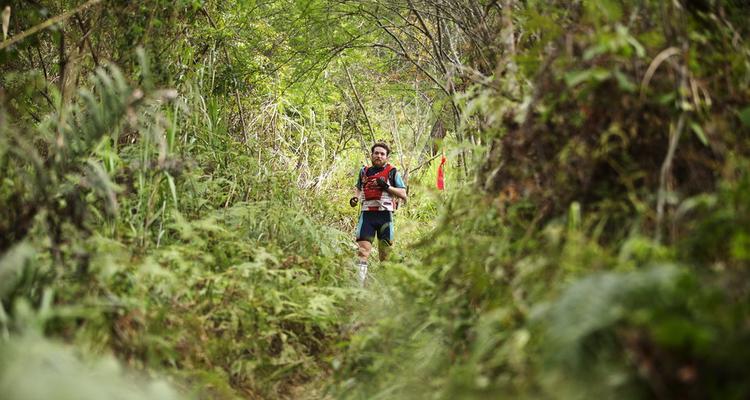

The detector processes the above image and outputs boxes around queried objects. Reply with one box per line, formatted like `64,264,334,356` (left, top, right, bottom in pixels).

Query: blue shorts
356,211,393,245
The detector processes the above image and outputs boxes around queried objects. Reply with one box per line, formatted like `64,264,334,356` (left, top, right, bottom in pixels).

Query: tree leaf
564,68,612,88
613,69,636,92
690,122,708,146
738,106,750,127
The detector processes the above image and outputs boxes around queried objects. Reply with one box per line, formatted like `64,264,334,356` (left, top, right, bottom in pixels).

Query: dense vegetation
2,0,750,399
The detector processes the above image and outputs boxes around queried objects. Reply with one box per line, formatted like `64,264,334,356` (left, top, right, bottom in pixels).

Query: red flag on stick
437,155,446,190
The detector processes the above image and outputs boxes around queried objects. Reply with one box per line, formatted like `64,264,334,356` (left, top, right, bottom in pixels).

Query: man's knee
357,247,370,259
378,240,392,261
357,241,372,259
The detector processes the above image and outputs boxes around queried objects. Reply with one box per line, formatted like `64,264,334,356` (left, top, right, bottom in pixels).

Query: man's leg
355,212,376,285
376,213,394,262
355,212,374,262
378,240,391,261
357,240,372,262
355,241,371,285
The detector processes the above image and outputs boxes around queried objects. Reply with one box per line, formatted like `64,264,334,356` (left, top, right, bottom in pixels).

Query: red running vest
361,164,397,211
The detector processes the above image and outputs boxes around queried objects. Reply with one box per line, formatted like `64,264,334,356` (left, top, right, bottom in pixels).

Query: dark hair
371,142,390,155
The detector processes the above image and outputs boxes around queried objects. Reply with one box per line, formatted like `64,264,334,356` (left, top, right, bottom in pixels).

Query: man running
349,142,408,284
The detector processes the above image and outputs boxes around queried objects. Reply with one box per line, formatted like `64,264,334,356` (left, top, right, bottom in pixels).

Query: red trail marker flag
437,155,446,190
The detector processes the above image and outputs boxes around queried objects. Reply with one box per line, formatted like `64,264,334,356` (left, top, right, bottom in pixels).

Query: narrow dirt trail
278,214,429,399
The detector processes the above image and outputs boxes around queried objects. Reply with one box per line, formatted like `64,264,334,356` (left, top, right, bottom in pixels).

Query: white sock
356,261,368,285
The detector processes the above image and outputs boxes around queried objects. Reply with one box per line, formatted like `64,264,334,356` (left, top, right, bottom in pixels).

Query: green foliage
333,183,750,399
0,333,181,400
94,202,355,396
3,1,750,399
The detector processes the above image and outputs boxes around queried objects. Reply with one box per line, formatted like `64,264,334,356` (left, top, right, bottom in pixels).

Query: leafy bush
0,333,181,400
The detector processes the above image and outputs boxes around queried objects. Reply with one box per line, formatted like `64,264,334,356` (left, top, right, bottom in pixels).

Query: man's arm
386,186,407,201
387,169,408,202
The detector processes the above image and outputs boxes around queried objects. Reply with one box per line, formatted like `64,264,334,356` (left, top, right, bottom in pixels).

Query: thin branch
75,12,99,66
409,152,441,174
371,42,449,97
343,61,376,144
0,0,102,51
389,103,407,181
655,46,689,243
35,42,48,81
407,0,448,74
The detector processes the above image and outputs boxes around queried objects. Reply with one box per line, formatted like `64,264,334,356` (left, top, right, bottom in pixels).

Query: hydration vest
360,164,397,211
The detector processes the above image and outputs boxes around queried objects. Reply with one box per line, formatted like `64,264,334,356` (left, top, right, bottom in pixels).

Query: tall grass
0,48,365,399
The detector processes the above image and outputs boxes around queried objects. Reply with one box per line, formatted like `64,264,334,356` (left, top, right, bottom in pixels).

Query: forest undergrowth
3,1,750,399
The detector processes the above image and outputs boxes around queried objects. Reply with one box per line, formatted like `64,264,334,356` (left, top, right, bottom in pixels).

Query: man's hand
376,177,390,190
349,197,359,207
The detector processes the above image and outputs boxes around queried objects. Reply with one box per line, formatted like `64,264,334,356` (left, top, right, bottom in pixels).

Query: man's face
371,147,388,167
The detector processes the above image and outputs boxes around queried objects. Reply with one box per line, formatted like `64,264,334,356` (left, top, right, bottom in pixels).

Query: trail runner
349,142,408,285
